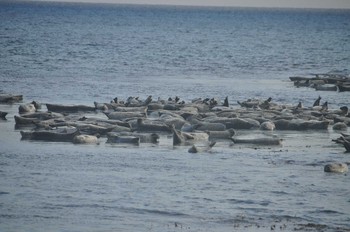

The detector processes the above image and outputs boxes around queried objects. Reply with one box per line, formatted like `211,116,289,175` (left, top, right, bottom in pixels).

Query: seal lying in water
332,134,350,152
324,163,348,173
14,115,40,126
231,137,282,146
73,135,99,144
46,103,96,113
0,94,23,103
108,131,159,143
106,134,140,145
188,141,216,153
20,127,79,142
132,118,171,133
207,129,236,140
0,111,8,120
274,119,329,130
19,101,40,114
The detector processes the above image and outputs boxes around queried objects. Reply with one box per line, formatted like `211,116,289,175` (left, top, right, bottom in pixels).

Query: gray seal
324,163,348,173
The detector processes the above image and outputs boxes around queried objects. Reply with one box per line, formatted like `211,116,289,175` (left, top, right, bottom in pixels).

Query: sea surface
1,1,350,231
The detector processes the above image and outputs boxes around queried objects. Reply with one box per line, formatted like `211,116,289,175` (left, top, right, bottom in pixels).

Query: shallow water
1,103,350,232
1,1,350,231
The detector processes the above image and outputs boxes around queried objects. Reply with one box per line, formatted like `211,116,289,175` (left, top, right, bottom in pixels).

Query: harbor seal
73,135,99,144
18,102,37,114
20,127,79,142
324,163,348,173
0,111,8,120
260,121,276,131
0,94,23,103
232,137,282,146
106,134,140,145
207,129,235,140
188,141,216,153
171,125,209,146
332,122,348,131
46,103,96,113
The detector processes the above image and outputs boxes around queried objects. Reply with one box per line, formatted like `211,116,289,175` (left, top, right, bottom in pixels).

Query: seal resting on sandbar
324,163,348,173
46,103,96,113
171,125,209,146
104,111,146,121
260,121,276,131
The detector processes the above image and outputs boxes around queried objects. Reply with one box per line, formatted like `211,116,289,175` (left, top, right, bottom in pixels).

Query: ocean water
1,1,350,231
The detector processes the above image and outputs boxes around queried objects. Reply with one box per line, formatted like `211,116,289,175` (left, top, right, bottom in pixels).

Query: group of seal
2,92,349,172
290,73,350,92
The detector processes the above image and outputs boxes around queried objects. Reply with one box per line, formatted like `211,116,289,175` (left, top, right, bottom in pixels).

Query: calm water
1,1,350,231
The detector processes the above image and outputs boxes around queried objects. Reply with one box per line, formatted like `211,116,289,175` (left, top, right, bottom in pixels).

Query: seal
171,125,209,146
237,97,272,109
0,111,8,120
207,129,235,140
188,141,216,153
104,111,145,121
0,94,23,103
46,103,96,113
208,117,260,130
324,163,348,173
106,134,140,145
132,118,171,132
125,95,152,107
332,135,350,152
20,127,79,142
18,102,37,114
116,132,160,143
232,137,282,145
332,122,348,131
260,121,276,131
14,115,39,126
193,122,226,131
73,135,99,144
274,119,329,130
313,96,321,107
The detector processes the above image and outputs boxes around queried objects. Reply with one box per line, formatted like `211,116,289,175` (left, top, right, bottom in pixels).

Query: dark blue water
1,1,350,104
1,2,350,231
